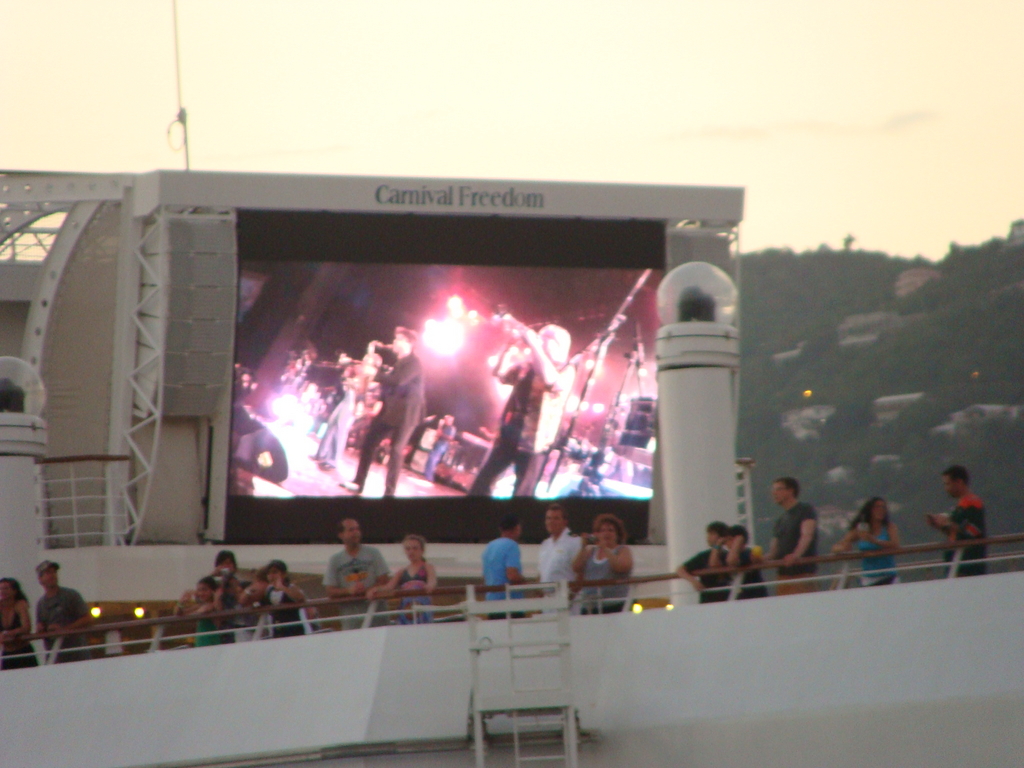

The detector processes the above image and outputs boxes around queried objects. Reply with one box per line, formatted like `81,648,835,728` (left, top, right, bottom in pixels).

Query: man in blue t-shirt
482,514,525,606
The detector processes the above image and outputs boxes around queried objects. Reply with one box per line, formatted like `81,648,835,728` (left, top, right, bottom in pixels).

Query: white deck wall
2,571,1023,768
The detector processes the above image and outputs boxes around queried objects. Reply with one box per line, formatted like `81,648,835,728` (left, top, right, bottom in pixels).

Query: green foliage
737,240,1024,548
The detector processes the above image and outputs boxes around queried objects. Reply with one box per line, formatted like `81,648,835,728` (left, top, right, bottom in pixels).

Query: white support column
657,338,740,573
0,411,47,608
655,263,740,598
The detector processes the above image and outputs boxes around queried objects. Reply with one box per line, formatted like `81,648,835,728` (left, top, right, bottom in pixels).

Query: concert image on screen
227,210,664,543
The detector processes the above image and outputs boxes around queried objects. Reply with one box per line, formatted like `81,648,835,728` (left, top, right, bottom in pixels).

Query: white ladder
466,581,579,768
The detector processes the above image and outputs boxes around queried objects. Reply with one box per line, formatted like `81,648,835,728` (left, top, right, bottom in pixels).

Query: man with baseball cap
35,561,91,663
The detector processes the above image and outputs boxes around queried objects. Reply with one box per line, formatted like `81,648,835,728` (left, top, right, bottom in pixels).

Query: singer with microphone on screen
469,315,575,497
341,327,425,497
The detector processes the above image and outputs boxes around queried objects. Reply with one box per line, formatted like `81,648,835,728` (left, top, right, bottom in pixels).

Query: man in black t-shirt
765,476,818,596
677,521,731,603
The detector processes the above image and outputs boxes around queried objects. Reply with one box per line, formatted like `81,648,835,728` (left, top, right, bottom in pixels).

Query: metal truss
1,174,125,262
119,209,168,543
0,208,68,262
118,205,236,543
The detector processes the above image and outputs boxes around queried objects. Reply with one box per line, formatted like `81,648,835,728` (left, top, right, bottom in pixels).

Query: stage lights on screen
423,318,465,356
271,394,300,421
447,295,466,319
270,394,313,432
422,296,480,356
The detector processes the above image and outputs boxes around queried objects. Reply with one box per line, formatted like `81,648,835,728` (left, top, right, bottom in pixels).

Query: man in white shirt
538,503,582,584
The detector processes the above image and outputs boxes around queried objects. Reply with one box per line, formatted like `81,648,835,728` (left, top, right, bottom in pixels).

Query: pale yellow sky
2,1,1022,259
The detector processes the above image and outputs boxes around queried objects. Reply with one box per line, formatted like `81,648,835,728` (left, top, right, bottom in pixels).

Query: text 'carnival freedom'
375,184,545,210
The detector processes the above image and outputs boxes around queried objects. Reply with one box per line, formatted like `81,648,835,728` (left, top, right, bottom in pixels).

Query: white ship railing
37,454,131,547
9,531,1024,667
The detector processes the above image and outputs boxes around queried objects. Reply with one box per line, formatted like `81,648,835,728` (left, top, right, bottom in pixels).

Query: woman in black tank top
1,578,39,670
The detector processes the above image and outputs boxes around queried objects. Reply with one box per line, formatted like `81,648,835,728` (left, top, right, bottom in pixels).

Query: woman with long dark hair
832,497,901,586
1,578,39,669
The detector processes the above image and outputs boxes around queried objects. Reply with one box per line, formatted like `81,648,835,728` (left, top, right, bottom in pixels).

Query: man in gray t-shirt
324,518,390,629
35,560,91,663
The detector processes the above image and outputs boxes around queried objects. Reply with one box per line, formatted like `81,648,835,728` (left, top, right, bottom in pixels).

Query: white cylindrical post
0,414,47,606
0,358,49,608
654,264,740,601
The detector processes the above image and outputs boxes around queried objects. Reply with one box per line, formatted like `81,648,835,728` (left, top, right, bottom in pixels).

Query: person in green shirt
175,576,224,647
926,465,987,577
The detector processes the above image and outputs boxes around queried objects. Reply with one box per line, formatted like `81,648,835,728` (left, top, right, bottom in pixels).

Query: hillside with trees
737,232,1024,550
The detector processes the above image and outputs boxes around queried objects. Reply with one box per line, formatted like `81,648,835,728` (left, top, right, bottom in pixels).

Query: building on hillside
873,392,925,425
870,454,902,469
771,341,805,364
894,267,941,298
1008,219,1024,245
824,465,854,484
781,405,835,440
930,404,1023,435
837,311,904,347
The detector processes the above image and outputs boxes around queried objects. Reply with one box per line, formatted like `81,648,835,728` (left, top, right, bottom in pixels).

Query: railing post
947,547,964,579
361,599,377,629
44,635,64,665
299,607,315,635
727,572,744,601
834,561,852,590
69,463,80,548
148,624,165,652
252,612,271,640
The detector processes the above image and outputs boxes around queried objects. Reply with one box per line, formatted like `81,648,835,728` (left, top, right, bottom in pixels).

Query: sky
2,1,1022,260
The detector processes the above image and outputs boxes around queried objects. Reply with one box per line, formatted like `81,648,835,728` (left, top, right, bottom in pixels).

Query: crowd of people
676,464,989,602
0,464,993,668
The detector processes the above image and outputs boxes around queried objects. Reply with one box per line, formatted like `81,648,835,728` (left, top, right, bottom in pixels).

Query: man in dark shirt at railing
765,477,818,596
677,521,730,603
35,561,91,663
926,465,987,577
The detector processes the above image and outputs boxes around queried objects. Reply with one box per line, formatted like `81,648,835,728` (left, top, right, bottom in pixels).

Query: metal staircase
466,581,579,768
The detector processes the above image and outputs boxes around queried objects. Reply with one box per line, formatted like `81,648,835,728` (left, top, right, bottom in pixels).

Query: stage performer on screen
314,358,373,471
342,327,424,497
469,320,575,497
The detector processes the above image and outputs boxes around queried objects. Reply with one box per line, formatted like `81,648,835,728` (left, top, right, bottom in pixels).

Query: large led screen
227,210,664,543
